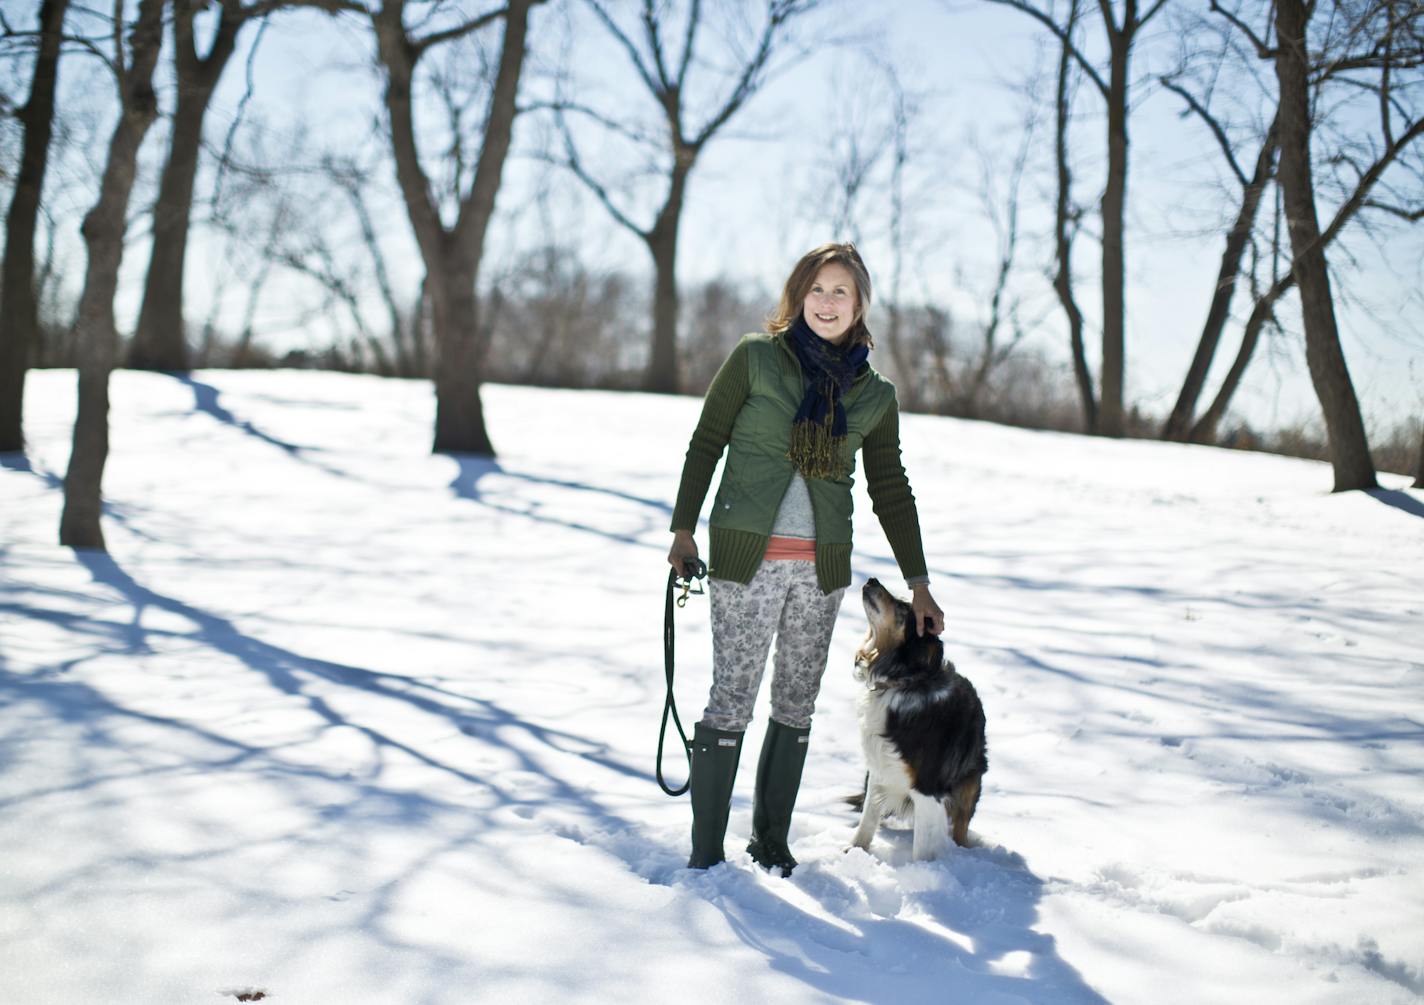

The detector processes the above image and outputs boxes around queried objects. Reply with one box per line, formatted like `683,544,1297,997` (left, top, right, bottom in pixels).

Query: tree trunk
1053,0,1095,432
1098,23,1129,437
60,0,166,549
128,0,243,372
0,0,69,452
378,0,535,454
1413,425,1423,489
643,161,690,394
128,97,205,370
430,267,494,451
1189,275,1290,444
1274,0,1377,492
1164,122,1278,441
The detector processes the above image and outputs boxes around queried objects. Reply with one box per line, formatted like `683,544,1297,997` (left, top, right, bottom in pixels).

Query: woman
668,242,944,875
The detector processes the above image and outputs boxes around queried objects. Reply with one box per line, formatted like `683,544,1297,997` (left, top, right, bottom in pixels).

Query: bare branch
584,0,662,98
1159,75,1250,187
1141,0,1172,27
1318,114,1424,251
1096,0,1119,36
983,0,1110,96
527,99,663,151
211,15,270,216
1363,199,1424,221
553,106,648,239
691,1,813,148
244,0,364,15
1315,49,1424,76
411,4,507,59
1209,0,1276,58
674,0,702,88
640,0,674,92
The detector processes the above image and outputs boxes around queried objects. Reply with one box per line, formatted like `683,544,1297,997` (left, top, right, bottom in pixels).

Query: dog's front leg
850,773,883,851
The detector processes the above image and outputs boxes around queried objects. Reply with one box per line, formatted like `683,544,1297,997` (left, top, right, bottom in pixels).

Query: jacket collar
772,329,873,387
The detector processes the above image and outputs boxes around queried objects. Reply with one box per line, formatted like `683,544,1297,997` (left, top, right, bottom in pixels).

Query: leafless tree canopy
1,0,1421,495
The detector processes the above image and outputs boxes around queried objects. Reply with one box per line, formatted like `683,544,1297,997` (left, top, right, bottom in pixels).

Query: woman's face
802,263,859,345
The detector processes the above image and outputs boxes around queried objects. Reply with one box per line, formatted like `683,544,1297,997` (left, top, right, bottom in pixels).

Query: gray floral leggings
701,560,846,732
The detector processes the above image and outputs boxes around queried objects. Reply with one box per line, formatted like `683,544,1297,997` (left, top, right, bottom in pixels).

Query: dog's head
856,578,945,684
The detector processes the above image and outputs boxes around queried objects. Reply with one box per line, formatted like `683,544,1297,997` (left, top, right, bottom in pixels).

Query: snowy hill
2,369,1422,1004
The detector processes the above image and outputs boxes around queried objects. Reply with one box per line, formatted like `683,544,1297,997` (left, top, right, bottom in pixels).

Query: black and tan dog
850,578,987,860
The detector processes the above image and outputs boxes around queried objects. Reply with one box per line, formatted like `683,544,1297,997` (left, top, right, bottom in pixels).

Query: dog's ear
898,602,920,643
905,628,944,674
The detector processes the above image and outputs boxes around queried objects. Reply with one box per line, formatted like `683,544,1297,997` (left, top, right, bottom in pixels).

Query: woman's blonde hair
765,242,874,348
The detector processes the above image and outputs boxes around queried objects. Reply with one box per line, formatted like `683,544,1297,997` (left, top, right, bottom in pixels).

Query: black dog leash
658,557,707,796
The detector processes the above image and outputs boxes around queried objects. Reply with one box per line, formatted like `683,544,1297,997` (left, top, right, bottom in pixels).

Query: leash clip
675,558,708,608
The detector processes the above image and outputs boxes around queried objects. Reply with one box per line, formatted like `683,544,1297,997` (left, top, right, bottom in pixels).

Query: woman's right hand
668,529,700,578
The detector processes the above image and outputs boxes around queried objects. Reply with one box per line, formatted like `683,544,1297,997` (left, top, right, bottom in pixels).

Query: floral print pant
701,559,846,732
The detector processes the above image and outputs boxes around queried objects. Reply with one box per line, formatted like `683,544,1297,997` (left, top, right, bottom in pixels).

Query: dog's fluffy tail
844,771,869,811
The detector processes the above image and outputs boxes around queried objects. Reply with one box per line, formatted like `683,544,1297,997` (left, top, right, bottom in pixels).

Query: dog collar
857,651,905,692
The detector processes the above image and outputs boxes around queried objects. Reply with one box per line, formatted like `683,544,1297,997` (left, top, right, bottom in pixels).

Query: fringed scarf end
787,415,848,480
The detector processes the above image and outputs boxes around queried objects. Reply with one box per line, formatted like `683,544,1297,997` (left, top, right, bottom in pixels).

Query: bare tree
986,0,1171,436
385,0,538,453
1205,0,1424,487
1190,107,1424,443
551,0,819,393
1050,0,1095,430
276,0,543,453
0,0,70,452
59,0,166,549
1164,2,1422,446
126,0,268,370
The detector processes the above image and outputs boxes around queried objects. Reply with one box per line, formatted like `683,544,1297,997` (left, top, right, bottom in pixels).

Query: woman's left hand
910,585,944,637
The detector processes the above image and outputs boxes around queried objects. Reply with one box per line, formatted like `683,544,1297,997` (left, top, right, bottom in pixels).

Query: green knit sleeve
861,391,929,582
669,338,751,533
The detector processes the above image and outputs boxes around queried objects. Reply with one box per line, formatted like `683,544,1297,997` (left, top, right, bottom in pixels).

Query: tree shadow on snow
170,374,358,482
1365,487,1424,520
1,549,667,983
175,374,306,455
447,453,671,550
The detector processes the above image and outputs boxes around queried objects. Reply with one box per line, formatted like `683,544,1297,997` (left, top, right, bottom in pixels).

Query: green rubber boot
687,723,744,869
746,719,811,877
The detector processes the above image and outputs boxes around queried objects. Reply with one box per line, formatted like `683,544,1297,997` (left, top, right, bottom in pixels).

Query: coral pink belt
763,536,815,560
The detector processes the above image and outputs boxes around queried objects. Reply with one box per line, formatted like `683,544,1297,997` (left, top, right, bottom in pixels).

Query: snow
2,368,1422,1004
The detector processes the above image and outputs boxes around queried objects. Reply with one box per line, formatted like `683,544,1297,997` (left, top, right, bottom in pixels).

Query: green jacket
670,332,928,594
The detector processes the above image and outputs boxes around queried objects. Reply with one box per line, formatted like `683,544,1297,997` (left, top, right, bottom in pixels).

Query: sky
9,0,1423,437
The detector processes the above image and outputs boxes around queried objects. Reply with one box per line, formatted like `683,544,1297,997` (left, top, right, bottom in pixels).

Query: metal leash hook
675,557,708,607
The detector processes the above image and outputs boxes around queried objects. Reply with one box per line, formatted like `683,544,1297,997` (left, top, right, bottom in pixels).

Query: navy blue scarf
785,314,869,479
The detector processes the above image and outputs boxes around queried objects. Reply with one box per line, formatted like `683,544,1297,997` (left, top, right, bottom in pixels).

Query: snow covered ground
2,369,1422,1004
